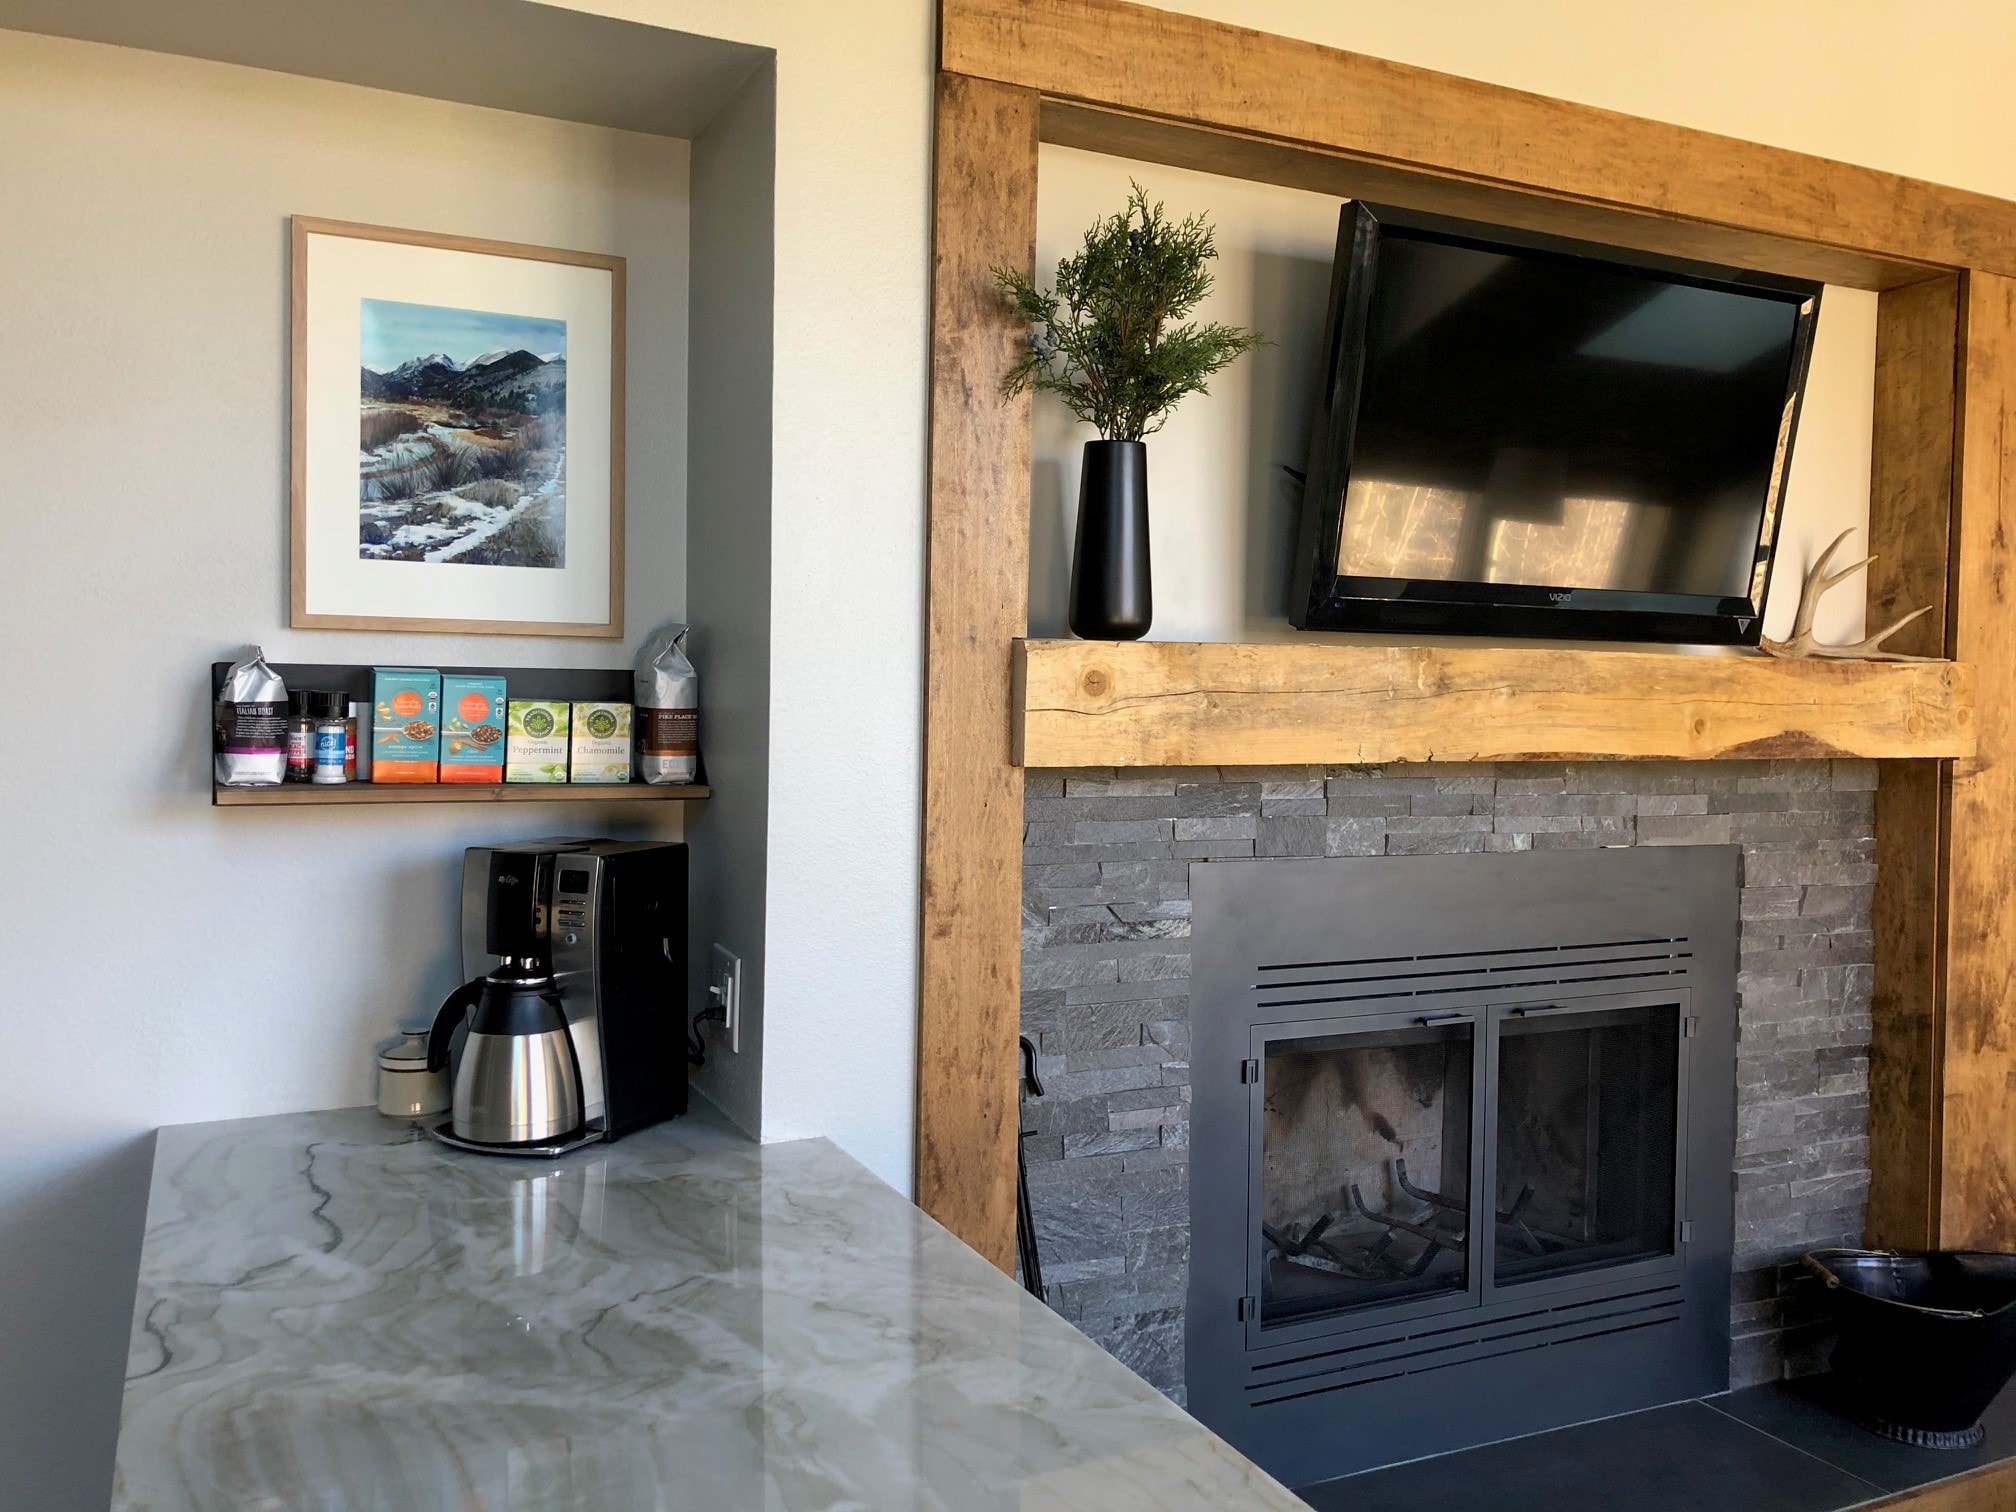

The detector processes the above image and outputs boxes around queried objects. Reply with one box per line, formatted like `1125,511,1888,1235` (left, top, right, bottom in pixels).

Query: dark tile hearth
1711,1375,2016,1495
1295,1380,2016,1512
1297,1401,1879,1512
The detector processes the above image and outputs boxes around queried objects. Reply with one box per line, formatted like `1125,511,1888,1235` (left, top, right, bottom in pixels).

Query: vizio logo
1548,591,1571,603
1735,617,1754,632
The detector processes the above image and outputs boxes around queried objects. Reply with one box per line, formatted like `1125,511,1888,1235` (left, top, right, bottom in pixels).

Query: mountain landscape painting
358,298,568,568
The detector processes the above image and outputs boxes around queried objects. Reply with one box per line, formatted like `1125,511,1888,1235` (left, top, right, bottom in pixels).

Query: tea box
569,701,633,784
505,700,570,784
440,675,508,784
370,668,441,783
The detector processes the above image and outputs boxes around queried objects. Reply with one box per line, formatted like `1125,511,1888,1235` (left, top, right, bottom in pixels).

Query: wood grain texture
1040,100,1931,292
916,73,1040,1270
1870,754,1950,1249
289,216,626,638
1016,641,1976,768
1863,1461,2016,1511
943,0,2016,284
1865,278,1960,1249
213,783,706,807
1940,271,2016,1250
1869,279,1962,660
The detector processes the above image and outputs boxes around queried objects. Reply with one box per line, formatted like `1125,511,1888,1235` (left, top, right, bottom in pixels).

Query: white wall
552,0,935,1185
0,32,689,1508
637,0,2016,1207
1158,0,2016,206
684,60,776,1138
15,0,2016,1501
1030,146,1876,647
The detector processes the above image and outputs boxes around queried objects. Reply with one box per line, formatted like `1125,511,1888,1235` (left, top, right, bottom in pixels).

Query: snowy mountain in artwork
356,299,569,570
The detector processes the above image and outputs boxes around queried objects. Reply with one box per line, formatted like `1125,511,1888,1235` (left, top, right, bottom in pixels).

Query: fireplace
1188,847,1738,1485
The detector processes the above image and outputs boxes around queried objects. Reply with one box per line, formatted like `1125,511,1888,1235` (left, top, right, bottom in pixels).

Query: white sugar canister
377,1028,450,1119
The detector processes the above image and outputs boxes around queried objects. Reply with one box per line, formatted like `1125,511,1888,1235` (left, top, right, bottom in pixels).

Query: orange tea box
370,668,441,783
440,676,507,784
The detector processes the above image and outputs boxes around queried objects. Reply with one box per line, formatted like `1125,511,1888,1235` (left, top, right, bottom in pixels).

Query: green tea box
569,701,633,784
505,700,570,784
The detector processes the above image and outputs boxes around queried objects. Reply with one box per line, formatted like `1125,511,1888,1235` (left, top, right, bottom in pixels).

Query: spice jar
285,690,320,783
312,692,351,785
349,700,370,781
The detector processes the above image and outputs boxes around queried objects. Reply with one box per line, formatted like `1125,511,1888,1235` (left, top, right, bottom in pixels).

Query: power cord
689,1002,727,1067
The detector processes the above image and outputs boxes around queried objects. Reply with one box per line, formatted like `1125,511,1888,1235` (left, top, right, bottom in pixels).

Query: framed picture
290,217,625,637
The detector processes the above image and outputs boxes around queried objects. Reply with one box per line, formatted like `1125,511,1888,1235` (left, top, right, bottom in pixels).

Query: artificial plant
995,182,1264,441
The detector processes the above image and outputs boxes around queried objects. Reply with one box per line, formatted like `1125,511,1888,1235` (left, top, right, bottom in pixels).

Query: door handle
1415,1012,1466,1026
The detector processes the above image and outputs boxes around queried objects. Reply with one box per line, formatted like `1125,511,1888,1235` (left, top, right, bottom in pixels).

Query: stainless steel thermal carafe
425,847,585,1148
428,968,583,1146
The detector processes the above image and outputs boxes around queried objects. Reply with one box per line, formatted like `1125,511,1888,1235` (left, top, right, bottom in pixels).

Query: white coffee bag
214,647,288,787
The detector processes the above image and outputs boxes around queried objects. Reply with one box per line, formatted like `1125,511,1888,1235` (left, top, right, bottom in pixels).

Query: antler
1759,528,1941,662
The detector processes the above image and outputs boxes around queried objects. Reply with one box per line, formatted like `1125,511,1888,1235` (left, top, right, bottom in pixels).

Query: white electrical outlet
708,944,741,1054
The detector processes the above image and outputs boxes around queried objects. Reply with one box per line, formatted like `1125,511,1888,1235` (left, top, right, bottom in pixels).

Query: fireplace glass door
1492,999,1681,1285
1259,1013,1476,1325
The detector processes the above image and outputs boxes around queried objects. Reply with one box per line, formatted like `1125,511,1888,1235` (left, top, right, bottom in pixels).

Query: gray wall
684,60,776,1133
0,33,689,1507
1022,759,1876,1400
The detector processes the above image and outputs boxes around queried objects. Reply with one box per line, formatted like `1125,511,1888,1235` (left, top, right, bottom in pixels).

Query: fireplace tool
1016,1035,1046,1299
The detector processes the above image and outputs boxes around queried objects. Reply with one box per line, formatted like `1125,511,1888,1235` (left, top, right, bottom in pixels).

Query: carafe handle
426,980,484,1072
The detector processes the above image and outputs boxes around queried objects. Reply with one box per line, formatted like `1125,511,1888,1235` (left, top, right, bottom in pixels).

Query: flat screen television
1290,203,1822,644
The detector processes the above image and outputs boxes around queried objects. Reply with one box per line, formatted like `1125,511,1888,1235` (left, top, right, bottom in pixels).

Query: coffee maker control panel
554,862,594,943
547,855,607,1129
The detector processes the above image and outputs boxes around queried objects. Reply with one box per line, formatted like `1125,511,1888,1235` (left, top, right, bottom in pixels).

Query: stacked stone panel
1021,759,1878,1401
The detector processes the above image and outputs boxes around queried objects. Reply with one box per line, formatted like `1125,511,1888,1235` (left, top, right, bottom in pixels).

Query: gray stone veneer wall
1020,759,1877,1403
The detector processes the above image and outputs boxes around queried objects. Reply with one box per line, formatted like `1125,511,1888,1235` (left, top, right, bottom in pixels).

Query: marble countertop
113,1104,1304,1511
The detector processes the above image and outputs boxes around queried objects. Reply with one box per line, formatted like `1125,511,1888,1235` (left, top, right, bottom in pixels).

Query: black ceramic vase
1069,439,1152,640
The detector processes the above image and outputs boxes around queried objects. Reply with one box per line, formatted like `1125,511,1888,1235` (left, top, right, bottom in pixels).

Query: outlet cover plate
708,943,741,1054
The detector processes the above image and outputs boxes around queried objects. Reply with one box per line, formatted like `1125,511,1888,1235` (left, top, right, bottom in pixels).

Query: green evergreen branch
994,181,1265,442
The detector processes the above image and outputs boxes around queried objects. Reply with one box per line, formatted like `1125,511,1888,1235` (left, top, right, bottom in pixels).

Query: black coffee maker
427,849,584,1150
430,839,688,1157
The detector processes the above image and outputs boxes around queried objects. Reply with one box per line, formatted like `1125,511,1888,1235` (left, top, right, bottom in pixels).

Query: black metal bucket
1804,1247,2016,1448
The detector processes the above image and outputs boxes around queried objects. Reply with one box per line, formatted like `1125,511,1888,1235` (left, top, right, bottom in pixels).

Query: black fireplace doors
1251,990,1687,1346
1188,849,1738,1487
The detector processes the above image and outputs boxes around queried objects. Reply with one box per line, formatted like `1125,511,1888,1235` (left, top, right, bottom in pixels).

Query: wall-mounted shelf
1013,639,1977,767
209,659,706,804
213,782,706,807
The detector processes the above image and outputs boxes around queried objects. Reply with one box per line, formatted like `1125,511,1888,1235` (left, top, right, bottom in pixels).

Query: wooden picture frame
290,217,626,638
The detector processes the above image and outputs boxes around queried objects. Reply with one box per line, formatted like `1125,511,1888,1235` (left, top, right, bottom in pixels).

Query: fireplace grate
1253,936,1693,1010
1243,1282,1686,1407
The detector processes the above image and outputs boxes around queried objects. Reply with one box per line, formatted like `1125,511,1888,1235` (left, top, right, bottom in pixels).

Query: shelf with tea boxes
209,655,704,807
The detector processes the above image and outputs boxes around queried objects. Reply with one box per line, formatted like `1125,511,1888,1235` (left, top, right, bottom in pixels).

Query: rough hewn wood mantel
1013,641,1977,768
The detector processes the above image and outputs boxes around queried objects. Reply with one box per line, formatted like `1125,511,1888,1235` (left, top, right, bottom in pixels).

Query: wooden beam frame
1866,277,1960,1248
922,0,2016,1268
1939,271,2016,1248
942,0,2016,288
918,71,1039,1268
1869,1459,2016,1511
